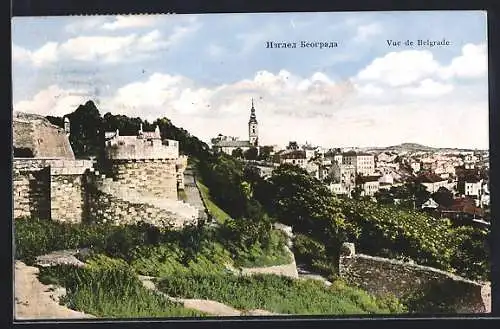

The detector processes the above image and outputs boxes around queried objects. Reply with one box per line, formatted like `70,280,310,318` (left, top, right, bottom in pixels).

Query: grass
230,230,292,268
195,180,232,224
156,273,407,315
14,218,174,264
38,254,207,318
128,241,233,277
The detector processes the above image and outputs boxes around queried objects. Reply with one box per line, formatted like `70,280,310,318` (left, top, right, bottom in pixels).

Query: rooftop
213,139,253,148
281,150,307,159
418,172,447,183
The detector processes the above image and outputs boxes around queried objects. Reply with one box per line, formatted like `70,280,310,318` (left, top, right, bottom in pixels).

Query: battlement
105,135,179,160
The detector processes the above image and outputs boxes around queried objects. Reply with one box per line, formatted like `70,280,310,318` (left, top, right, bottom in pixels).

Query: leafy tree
374,189,395,205
243,165,261,184
258,146,273,161
46,116,64,128
448,226,490,280
257,164,346,246
374,181,430,210
351,186,363,199
66,100,105,159
232,147,244,159
244,147,258,160
197,153,247,218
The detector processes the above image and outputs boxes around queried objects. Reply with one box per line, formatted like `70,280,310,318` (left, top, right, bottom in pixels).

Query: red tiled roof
281,150,306,159
357,175,381,183
439,197,484,217
418,172,446,183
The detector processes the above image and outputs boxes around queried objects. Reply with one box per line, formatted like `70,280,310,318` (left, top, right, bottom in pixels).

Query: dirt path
14,261,95,320
139,276,282,316
481,282,491,313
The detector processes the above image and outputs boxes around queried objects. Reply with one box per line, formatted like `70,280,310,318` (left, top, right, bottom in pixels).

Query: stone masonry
338,243,486,313
110,159,178,200
13,113,198,229
13,159,93,222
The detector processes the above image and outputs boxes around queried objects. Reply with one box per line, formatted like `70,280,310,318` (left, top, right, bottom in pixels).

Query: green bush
341,200,456,271
128,242,231,277
38,254,206,318
293,233,337,278
15,218,192,263
340,199,490,281
156,273,407,315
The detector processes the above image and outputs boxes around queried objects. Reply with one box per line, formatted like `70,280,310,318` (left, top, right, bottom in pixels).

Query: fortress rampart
13,115,195,229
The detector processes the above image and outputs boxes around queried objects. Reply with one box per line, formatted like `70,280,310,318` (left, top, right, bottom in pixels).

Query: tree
244,147,258,160
432,187,454,208
198,153,248,218
66,100,105,159
232,147,244,159
258,146,273,161
243,165,261,184
375,189,395,205
351,186,363,199
258,164,346,242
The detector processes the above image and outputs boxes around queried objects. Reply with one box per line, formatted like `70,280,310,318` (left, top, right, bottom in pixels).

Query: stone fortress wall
13,113,197,228
338,243,486,313
109,159,179,200
13,159,93,223
13,112,75,159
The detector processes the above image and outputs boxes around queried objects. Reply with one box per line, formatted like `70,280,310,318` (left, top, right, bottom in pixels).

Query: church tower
248,98,258,146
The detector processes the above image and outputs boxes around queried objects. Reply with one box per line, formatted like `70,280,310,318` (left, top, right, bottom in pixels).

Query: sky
12,11,489,149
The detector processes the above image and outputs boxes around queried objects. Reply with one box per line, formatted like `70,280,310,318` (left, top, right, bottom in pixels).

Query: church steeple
248,98,258,146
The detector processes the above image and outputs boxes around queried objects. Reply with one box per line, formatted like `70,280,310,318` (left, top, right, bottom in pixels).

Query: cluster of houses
267,143,490,224
210,100,490,225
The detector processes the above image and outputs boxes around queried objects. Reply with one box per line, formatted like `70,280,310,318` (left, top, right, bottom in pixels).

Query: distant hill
363,143,483,153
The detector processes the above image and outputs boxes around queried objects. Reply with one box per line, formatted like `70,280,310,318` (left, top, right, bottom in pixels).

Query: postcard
11,11,490,320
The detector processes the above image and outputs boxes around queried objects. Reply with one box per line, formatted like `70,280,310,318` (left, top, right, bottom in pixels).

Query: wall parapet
13,158,93,175
338,242,486,313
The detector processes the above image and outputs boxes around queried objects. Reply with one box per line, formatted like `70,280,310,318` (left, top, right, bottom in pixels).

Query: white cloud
12,29,179,66
356,43,487,89
13,16,199,67
101,15,161,30
402,79,454,97
357,50,441,87
15,68,488,149
14,85,91,117
439,43,487,79
31,42,59,66
12,44,32,62
65,16,107,33
354,22,383,41
355,83,384,96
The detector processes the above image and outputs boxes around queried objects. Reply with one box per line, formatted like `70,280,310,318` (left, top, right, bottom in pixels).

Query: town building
212,99,259,155
417,172,448,193
342,151,375,176
329,162,356,195
357,175,380,196
280,150,307,168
